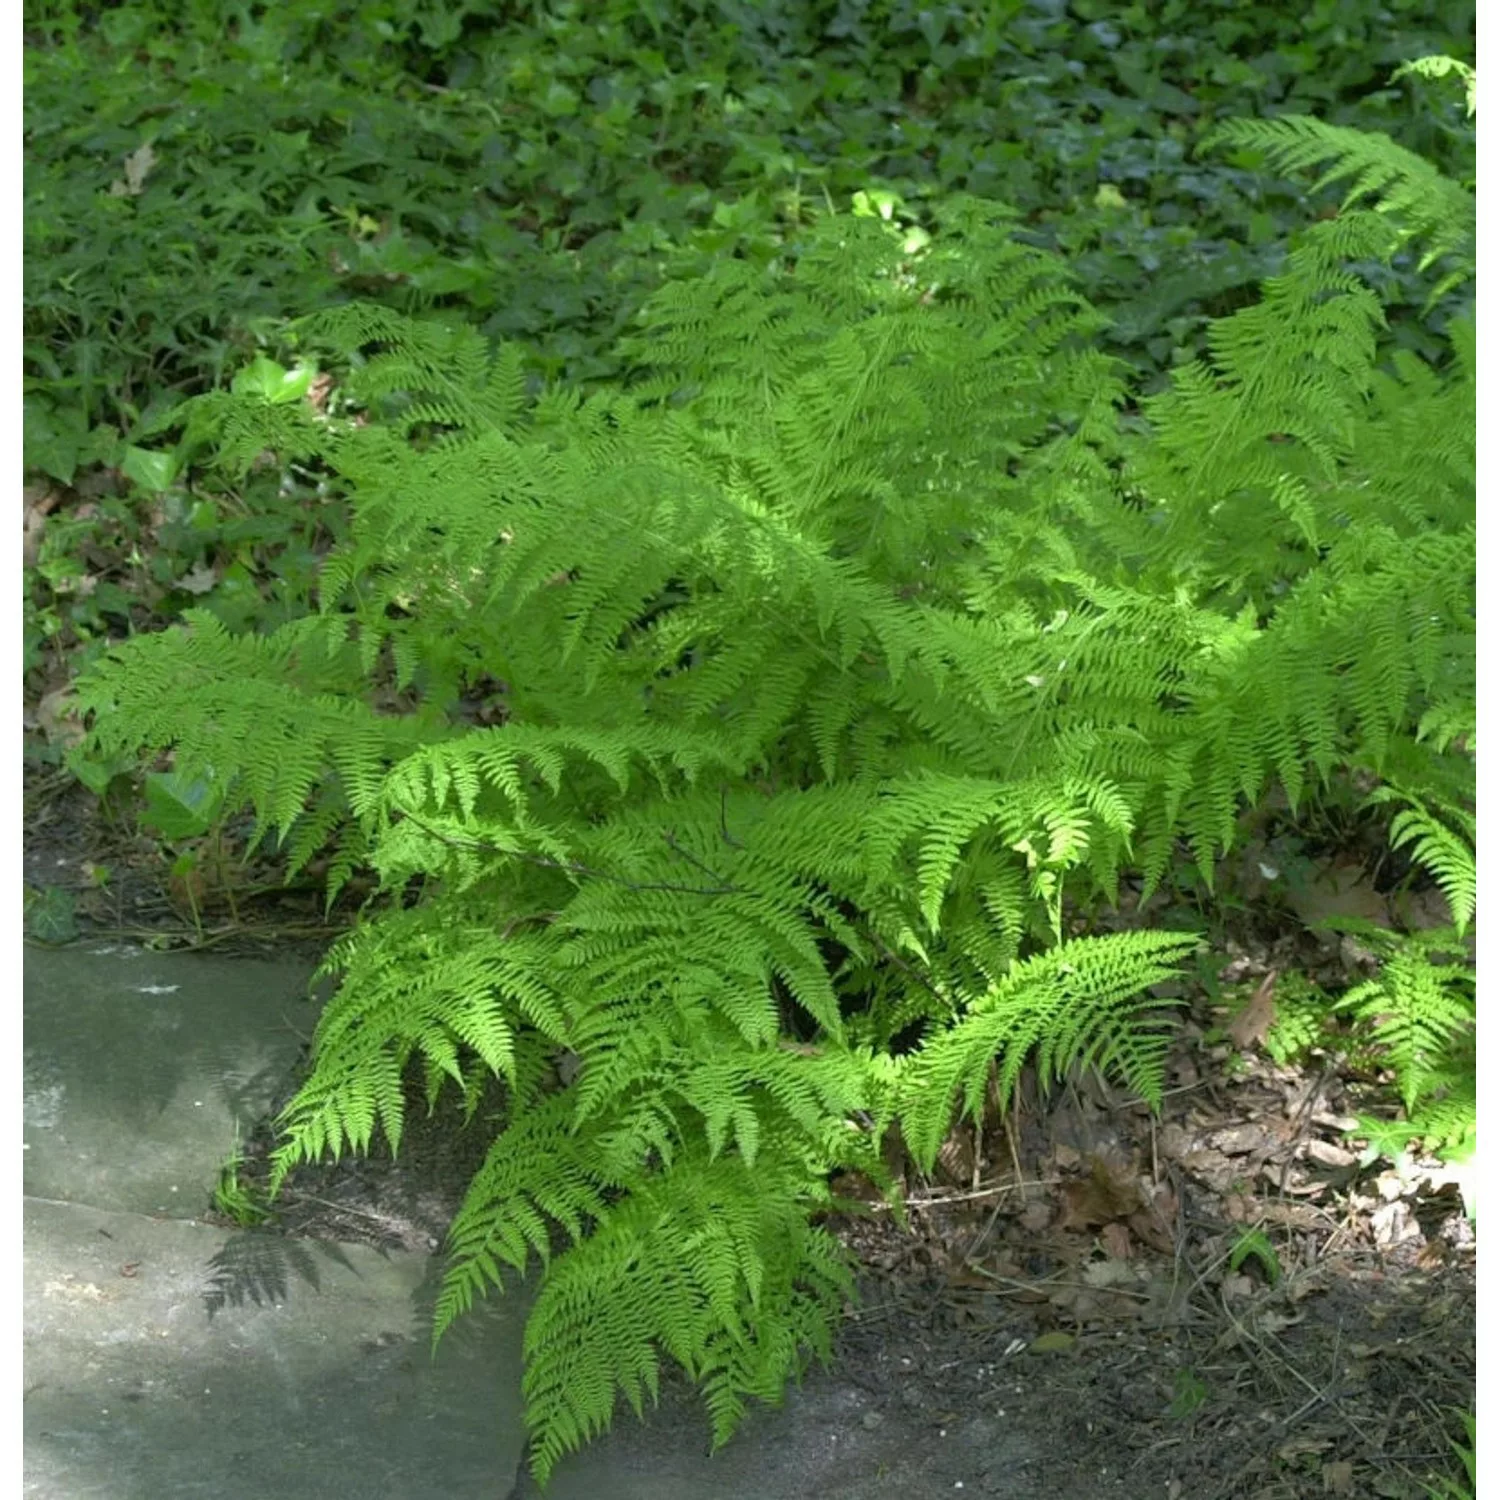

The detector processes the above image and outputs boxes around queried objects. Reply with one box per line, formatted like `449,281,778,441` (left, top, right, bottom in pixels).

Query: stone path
23,945,527,1500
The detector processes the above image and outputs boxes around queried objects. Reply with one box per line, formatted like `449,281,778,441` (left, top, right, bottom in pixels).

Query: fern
1332,923,1475,1161
1206,111,1475,302
70,88,1474,1484
897,931,1199,1173
1366,786,1476,935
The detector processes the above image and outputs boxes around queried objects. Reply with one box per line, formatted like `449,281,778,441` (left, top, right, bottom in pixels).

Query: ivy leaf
26,885,79,944
120,445,180,493
141,769,224,840
541,81,580,117
231,357,319,405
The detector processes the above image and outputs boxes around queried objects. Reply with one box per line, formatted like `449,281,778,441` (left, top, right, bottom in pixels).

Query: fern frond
898,931,1199,1173
1206,115,1474,284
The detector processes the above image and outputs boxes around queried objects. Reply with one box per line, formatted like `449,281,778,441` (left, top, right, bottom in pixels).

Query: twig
961,1263,1157,1302
897,1176,1065,1209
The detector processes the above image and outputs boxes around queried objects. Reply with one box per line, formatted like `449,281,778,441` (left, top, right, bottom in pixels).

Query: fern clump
73,95,1472,1483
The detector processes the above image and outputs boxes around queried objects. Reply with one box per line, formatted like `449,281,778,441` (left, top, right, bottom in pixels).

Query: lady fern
71,96,1473,1484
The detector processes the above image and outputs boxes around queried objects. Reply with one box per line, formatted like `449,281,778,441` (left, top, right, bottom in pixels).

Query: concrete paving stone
518,1370,1041,1500
24,1198,529,1500
24,945,1032,1500
24,946,317,1217
24,947,530,1499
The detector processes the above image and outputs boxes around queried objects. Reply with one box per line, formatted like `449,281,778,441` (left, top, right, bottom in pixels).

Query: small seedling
1168,1367,1209,1420
213,1140,272,1227
1227,1228,1282,1286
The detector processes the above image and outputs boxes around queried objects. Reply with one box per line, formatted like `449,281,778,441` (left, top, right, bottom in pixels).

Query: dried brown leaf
1056,1156,1143,1231
1227,970,1278,1051
109,141,157,197
1320,1459,1354,1494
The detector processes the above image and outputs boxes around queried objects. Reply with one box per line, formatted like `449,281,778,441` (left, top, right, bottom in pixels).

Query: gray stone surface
23,943,1034,1500
520,1375,1033,1500
23,946,528,1500
24,945,314,1216
24,1198,527,1500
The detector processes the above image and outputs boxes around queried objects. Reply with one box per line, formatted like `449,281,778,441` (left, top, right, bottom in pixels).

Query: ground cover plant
22,0,1474,689
65,63,1474,1486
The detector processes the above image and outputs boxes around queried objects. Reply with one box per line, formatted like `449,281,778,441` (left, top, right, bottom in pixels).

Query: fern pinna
73,101,1472,1484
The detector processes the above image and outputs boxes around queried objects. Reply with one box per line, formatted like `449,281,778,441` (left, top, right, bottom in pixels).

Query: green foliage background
24,0,1473,675
26,0,1474,451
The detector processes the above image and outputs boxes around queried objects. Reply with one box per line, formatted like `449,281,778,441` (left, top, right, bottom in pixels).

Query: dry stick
961,1262,1157,1303
276,1188,422,1232
1277,1059,1338,1196
1005,1103,1026,1194
901,1176,1065,1210
51,921,347,949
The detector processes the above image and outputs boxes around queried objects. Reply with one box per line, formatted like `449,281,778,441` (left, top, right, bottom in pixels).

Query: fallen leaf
306,371,336,414
1082,1254,1136,1287
36,686,85,748
935,1128,976,1187
1028,1330,1075,1354
1017,1200,1053,1233
1304,1138,1357,1168
1209,1123,1269,1156
1127,1183,1179,1253
1100,1221,1133,1260
1390,884,1460,931
1285,858,1388,928
1278,1438,1331,1462
1056,1155,1144,1231
1254,1308,1303,1336
1321,1459,1354,1494
1228,971,1278,1050
1370,1199,1418,1249
24,484,60,568
178,563,218,595
109,141,157,197
55,571,99,598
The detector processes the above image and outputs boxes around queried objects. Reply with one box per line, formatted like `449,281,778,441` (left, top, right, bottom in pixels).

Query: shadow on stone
203,1229,368,1317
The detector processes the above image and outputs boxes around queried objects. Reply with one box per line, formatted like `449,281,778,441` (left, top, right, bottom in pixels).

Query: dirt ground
24,761,1477,1499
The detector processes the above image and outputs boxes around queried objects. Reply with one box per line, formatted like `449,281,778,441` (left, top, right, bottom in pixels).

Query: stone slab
24,946,316,1217
24,1197,529,1500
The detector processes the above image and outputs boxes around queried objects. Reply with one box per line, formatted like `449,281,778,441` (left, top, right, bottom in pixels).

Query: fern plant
1325,789,1477,1165
72,87,1473,1483
1202,63,1477,1171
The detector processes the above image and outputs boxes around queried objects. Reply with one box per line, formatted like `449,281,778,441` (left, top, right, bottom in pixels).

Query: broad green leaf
141,769,225,840
68,747,137,796
1227,1228,1281,1285
232,356,318,405
26,885,79,944
121,445,180,492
